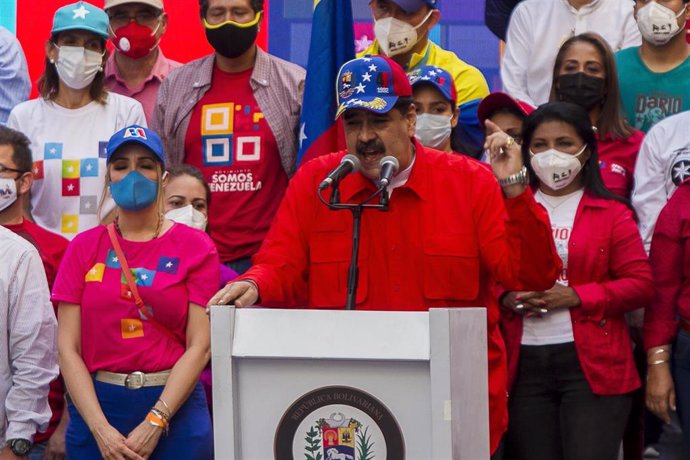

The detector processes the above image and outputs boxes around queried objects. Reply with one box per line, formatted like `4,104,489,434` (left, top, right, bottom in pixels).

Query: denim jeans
66,380,212,459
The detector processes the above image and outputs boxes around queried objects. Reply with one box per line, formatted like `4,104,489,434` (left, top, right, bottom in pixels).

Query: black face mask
204,18,259,59
556,72,606,110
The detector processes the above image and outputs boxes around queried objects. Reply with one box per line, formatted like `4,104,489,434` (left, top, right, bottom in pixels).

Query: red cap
477,92,535,125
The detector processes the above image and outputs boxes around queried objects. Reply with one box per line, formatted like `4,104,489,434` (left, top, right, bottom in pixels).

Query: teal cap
52,1,109,40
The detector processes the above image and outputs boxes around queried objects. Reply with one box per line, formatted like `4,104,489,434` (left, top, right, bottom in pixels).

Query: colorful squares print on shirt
203,135,233,167
98,141,108,159
44,143,63,160
62,214,79,234
62,178,80,196
121,268,156,287
202,103,235,136
157,256,180,275
80,158,99,177
85,262,105,282
105,249,121,268
62,160,80,179
80,196,98,215
121,283,134,301
121,318,144,339
32,161,44,180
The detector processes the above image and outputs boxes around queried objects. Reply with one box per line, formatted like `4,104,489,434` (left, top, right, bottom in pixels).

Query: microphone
318,154,361,190
377,156,399,188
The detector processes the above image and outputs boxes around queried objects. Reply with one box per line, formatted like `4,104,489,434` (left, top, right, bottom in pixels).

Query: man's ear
17,171,33,196
405,103,417,137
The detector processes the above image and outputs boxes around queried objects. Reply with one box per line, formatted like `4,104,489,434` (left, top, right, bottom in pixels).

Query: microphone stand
317,183,391,310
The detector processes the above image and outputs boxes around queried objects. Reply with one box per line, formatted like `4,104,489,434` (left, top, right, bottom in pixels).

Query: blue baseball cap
336,55,413,118
107,125,166,167
52,1,109,40
392,0,437,13
408,65,457,107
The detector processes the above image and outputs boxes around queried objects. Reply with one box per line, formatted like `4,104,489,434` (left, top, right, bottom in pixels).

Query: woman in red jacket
500,102,654,460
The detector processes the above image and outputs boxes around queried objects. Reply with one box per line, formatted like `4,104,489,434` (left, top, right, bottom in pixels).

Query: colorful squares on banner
105,249,121,268
202,135,233,167
62,160,80,179
121,283,134,301
80,196,98,215
157,256,179,274
32,161,44,180
201,103,234,136
121,318,144,339
62,214,79,234
62,178,80,196
80,158,99,177
44,143,63,160
85,263,105,282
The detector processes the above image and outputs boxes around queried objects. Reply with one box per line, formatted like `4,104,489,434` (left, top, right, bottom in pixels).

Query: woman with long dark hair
500,102,653,460
550,32,642,199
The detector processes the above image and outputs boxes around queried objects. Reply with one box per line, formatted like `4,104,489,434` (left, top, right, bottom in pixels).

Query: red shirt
645,181,690,349
501,193,653,395
4,220,68,443
597,130,643,199
184,66,288,262
241,142,561,454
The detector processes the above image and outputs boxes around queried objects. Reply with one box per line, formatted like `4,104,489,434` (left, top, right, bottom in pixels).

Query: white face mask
0,178,18,212
165,204,208,231
54,45,104,90
415,113,452,150
374,9,434,57
637,2,686,46
530,145,587,191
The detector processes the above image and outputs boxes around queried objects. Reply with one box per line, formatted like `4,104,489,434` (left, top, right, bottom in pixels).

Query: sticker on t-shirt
157,256,180,274
121,318,144,339
44,143,63,160
85,262,105,282
62,214,79,234
32,161,44,180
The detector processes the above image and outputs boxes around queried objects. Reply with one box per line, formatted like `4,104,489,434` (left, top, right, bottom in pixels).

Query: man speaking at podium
210,55,560,456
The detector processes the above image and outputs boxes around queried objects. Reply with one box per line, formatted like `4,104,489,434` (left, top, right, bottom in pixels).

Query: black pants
505,342,632,460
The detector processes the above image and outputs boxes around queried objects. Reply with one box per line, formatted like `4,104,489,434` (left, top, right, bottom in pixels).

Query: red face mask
112,21,160,59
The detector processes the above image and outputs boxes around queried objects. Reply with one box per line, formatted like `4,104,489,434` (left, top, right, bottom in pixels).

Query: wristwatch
7,438,32,456
498,166,528,187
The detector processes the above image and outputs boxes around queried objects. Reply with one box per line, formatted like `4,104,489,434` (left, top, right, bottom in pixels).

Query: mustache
356,140,386,156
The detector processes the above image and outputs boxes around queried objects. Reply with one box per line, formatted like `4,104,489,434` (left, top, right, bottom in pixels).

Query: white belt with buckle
94,370,171,389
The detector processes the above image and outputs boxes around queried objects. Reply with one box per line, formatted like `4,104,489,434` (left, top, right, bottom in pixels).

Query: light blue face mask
110,170,158,211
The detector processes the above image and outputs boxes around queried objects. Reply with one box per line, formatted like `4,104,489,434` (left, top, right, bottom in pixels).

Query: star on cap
368,64,378,72
73,4,90,20
362,72,372,82
355,83,366,94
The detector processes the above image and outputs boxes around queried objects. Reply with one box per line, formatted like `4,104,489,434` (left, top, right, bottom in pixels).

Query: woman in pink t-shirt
53,125,219,459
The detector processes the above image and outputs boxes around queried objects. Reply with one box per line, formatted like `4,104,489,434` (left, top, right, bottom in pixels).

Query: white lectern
210,306,489,460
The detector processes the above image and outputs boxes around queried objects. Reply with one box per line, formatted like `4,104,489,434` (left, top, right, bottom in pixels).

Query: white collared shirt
501,0,641,106
0,226,58,443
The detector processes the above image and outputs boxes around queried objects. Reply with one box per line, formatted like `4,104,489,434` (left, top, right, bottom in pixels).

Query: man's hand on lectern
209,280,259,308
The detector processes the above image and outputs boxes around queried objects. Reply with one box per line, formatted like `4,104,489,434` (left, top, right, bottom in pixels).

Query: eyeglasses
109,10,161,28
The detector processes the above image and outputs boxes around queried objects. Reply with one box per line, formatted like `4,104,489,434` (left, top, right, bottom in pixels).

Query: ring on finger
505,136,515,148
515,303,524,310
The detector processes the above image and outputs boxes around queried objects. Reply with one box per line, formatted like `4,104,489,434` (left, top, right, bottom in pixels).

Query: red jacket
597,130,643,199
645,181,690,349
501,193,653,396
242,141,561,454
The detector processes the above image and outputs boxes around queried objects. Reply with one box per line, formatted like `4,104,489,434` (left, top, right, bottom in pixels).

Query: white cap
104,0,164,10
